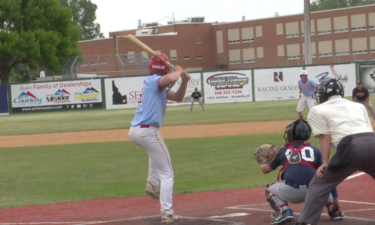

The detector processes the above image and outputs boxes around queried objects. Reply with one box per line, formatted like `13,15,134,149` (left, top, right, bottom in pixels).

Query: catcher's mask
316,78,344,104
283,119,311,143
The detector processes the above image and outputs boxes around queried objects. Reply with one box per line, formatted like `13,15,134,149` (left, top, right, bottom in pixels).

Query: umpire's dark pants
297,132,375,225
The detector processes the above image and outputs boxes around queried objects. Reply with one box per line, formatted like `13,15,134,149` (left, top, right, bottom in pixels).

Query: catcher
254,119,344,225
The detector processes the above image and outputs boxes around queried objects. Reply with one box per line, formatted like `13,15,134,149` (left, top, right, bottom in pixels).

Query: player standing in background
352,80,375,120
260,119,343,225
294,79,375,225
190,87,205,112
296,70,318,120
129,54,190,224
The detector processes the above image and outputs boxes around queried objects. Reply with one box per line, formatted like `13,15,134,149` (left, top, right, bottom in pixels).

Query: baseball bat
127,34,175,69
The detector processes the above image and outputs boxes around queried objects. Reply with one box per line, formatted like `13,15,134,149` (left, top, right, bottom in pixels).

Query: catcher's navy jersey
268,141,322,186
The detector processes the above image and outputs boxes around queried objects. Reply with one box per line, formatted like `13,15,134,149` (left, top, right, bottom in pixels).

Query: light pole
304,0,312,65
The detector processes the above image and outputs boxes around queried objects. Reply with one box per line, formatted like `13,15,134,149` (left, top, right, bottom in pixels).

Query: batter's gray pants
297,133,375,225
190,100,205,112
269,182,332,212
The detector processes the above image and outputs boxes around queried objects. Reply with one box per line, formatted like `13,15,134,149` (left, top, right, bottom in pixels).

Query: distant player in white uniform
296,70,318,120
129,53,190,224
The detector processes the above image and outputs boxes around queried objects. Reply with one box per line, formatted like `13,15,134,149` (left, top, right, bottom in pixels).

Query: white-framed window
333,16,348,33
196,56,203,59
352,37,367,54
335,39,350,56
228,29,240,44
286,22,299,38
241,27,254,42
351,14,366,31
287,43,300,59
318,40,333,57
183,56,190,60
170,50,177,61
229,49,241,64
317,18,331,35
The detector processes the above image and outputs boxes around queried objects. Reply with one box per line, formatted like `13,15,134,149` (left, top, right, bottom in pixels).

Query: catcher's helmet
283,119,311,143
316,78,344,104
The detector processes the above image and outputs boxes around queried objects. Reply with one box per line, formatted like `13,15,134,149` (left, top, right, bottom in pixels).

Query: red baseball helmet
149,53,170,74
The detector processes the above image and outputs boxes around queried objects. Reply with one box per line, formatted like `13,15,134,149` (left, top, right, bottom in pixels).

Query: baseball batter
296,70,318,120
260,119,343,225
128,53,189,224
190,87,205,112
294,79,375,225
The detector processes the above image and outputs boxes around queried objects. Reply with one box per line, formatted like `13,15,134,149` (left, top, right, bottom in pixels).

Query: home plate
208,212,251,219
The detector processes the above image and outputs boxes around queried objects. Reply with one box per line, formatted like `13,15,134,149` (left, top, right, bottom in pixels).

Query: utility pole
304,0,312,65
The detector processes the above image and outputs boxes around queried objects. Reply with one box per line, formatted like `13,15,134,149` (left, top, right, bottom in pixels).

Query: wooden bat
127,34,175,69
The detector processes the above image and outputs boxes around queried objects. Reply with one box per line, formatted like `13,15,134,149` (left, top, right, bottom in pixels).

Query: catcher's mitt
254,143,280,164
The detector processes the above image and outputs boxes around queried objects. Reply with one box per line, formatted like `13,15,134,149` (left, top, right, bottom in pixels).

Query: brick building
77,4,375,76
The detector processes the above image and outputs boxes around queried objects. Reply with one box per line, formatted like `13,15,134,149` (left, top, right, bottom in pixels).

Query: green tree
311,0,375,11
0,0,81,83
60,0,104,40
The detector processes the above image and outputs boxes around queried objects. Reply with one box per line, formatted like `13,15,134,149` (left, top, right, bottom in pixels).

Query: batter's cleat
328,209,345,221
145,182,159,199
292,223,311,225
161,212,182,224
271,209,294,224
271,212,281,219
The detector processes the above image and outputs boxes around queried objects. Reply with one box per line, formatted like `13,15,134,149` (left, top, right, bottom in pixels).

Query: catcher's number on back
254,143,280,164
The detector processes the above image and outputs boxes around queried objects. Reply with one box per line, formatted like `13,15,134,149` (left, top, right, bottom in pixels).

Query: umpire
293,78,375,225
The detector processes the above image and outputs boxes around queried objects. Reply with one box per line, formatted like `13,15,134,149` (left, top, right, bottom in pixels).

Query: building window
318,40,333,57
301,20,315,36
352,37,367,54
333,16,348,33
128,51,135,62
196,56,203,59
277,45,284,56
302,42,316,58
195,34,202,44
370,36,375,53
369,12,375,30
257,47,264,58
90,61,97,65
216,30,224,53
317,18,331,35
241,27,254,42
141,51,149,61
183,56,190,60
287,44,300,59
335,39,350,56
276,23,283,35
242,48,255,63
100,61,107,65
228,28,240,44
351,14,366,31
256,26,262,37
286,22,299,38
170,50,177,61
229,49,241,64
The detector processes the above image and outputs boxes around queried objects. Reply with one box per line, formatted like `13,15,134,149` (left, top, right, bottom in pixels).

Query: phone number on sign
215,90,242,95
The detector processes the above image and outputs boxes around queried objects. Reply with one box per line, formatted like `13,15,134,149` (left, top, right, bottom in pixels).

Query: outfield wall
2,62,361,113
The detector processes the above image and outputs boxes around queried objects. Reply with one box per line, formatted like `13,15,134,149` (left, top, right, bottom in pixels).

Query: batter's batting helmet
283,119,311,143
149,53,170,74
316,78,344,104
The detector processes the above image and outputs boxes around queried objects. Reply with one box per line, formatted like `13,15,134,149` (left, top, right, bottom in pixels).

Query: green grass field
0,98,371,209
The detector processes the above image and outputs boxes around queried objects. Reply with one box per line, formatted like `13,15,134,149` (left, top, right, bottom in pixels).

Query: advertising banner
11,80,102,113
167,73,201,106
0,85,9,115
254,67,302,101
305,64,356,97
104,76,146,109
203,70,252,104
359,64,375,94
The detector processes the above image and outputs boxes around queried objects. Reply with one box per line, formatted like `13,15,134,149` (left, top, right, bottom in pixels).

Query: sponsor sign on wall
167,73,201,106
305,64,355,97
359,64,375,94
0,85,9,115
254,67,302,101
104,76,146,109
203,70,252,104
11,80,102,113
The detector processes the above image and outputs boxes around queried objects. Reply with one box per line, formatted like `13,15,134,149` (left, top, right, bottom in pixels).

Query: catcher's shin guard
265,183,282,215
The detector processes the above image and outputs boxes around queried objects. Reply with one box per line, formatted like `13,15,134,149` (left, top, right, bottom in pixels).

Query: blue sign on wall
0,85,9,115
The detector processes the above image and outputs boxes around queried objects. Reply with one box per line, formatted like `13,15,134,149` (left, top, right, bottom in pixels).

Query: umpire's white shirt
307,96,373,150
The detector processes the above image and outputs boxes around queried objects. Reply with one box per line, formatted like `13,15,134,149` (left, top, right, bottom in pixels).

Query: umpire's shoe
271,209,294,224
329,209,345,220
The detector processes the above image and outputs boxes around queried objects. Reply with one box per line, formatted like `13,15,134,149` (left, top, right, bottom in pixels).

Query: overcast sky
91,0,309,38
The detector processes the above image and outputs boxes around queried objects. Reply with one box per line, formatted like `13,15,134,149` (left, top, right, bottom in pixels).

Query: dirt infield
0,120,292,147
